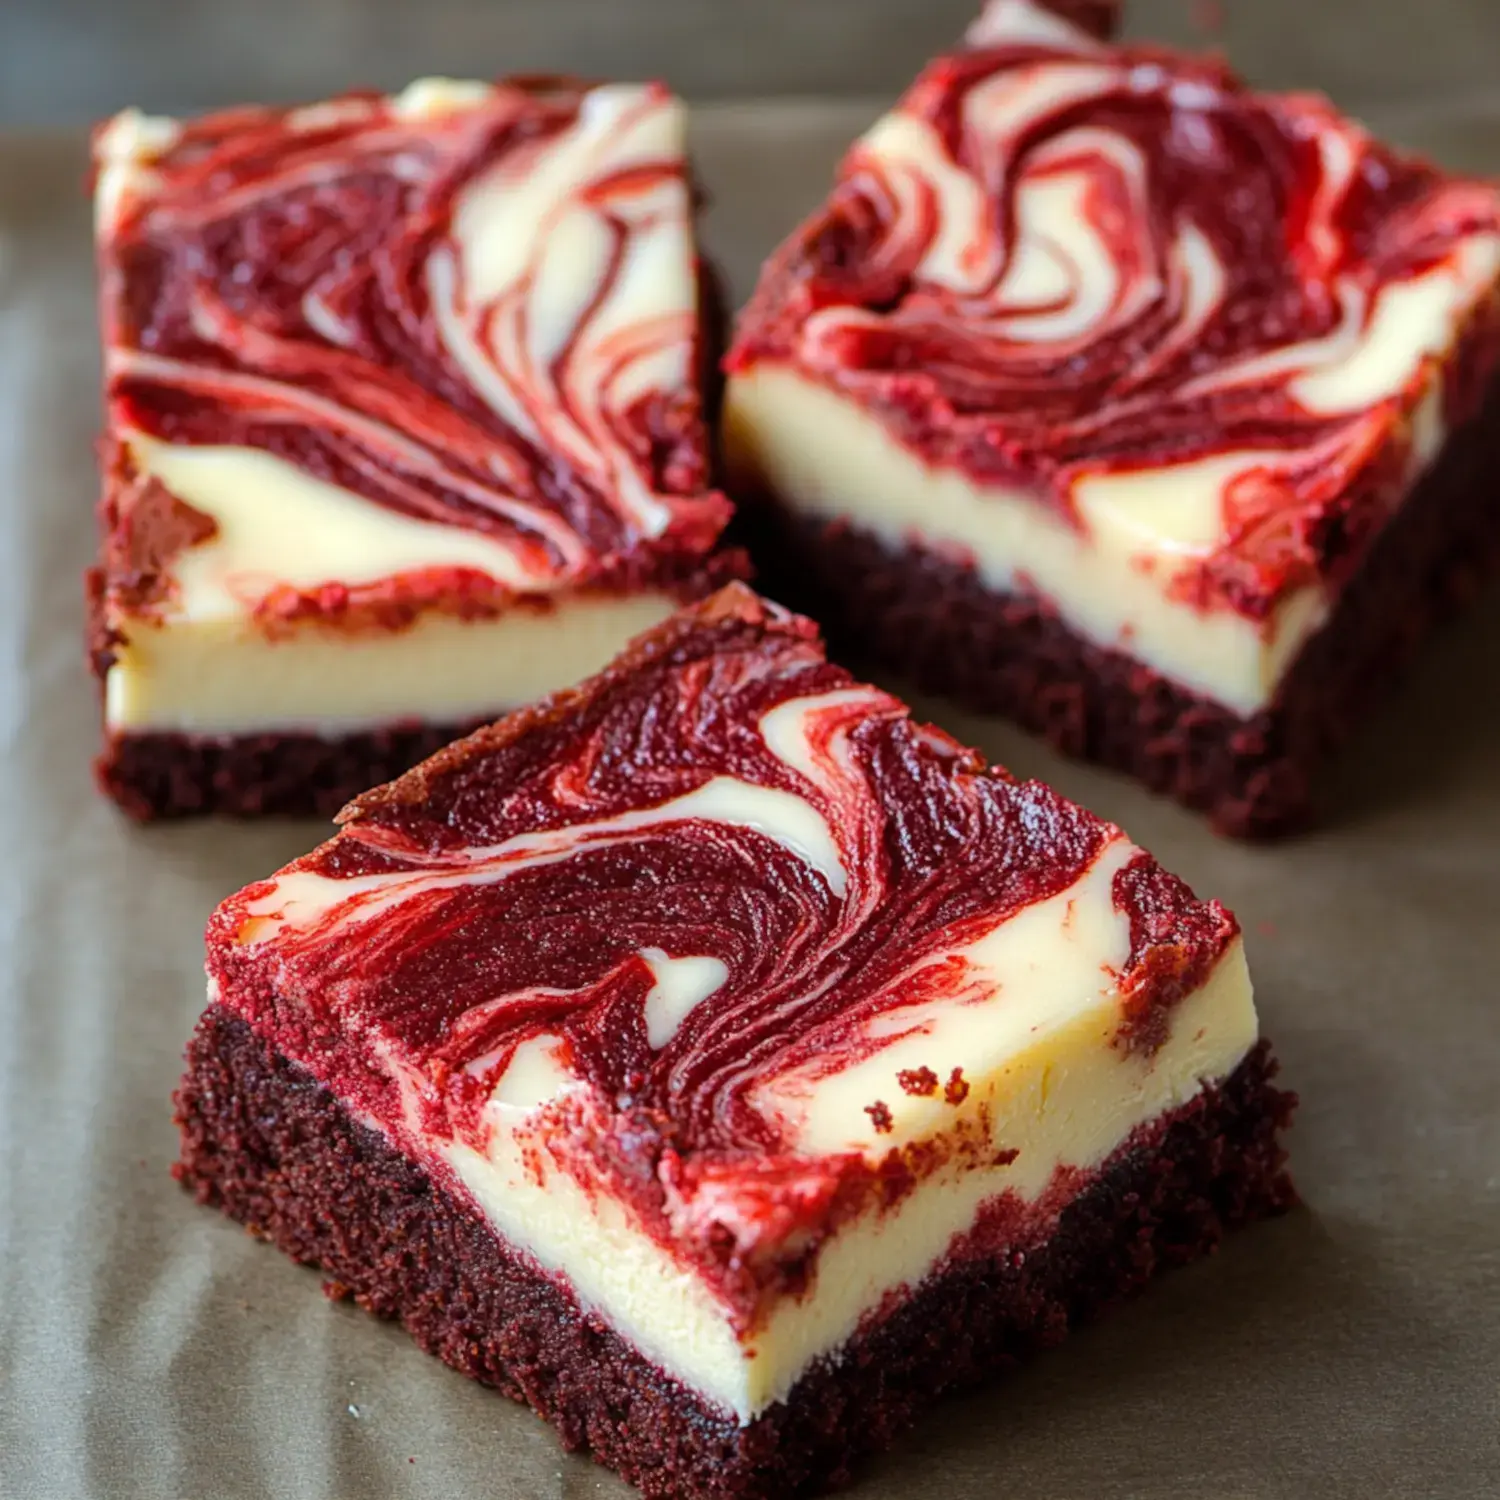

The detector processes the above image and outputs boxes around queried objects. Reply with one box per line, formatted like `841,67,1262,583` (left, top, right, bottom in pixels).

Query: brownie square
176,583,1293,1497
723,1,1500,835
88,77,738,819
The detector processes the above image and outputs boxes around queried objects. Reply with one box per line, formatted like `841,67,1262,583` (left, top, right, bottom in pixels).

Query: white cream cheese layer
102,432,678,734
724,367,1328,716
417,840,1252,1424
106,588,677,736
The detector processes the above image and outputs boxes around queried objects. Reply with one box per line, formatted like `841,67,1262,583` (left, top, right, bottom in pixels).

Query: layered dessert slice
87,76,737,819
175,582,1294,1499
723,0,1500,836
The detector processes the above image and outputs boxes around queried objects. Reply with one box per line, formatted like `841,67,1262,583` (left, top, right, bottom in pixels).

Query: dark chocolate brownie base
174,1005,1295,1500
730,372,1500,838
95,719,491,821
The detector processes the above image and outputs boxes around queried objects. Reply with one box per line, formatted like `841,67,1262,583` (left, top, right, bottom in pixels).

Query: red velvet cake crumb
944,1068,971,1106
898,1066,941,1097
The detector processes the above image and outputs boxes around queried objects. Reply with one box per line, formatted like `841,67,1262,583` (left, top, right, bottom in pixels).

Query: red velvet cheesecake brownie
87,77,736,820
175,583,1294,1498
723,0,1500,836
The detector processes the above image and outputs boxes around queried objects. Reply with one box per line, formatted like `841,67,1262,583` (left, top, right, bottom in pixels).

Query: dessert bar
88,76,735,818
723,0,1500,835
176,583,1294,1498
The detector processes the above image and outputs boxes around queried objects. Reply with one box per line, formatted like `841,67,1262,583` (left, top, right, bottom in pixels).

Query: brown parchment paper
2,101,1499,1500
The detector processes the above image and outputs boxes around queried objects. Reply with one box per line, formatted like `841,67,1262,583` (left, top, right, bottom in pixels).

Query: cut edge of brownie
92,718,500,821
726,370,1500,838
174,1004,1295,1500
88,546,753,822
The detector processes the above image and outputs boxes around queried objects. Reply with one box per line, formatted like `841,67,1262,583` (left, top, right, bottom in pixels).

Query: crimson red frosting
727,28,1500,620
95,78,730,626
207,584,1236,1311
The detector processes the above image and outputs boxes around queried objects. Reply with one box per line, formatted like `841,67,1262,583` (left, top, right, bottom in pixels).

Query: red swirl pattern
96,79,728,618
728,31,1500,616
209,587,1235,1287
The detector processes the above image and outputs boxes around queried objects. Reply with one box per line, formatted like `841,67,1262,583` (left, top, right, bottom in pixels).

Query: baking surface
2,100,1499,1499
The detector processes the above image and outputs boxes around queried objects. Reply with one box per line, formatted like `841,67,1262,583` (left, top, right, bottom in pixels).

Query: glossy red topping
728,21,1500,618
207,585,1237,1306
95,79,729,623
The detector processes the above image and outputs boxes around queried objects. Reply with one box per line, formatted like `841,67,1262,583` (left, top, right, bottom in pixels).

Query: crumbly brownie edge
173,1004,1295,1500
93,719,499,821
728,370,1500,838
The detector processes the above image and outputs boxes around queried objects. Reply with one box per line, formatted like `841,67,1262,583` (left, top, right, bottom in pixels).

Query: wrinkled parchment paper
2,101,1498,1498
